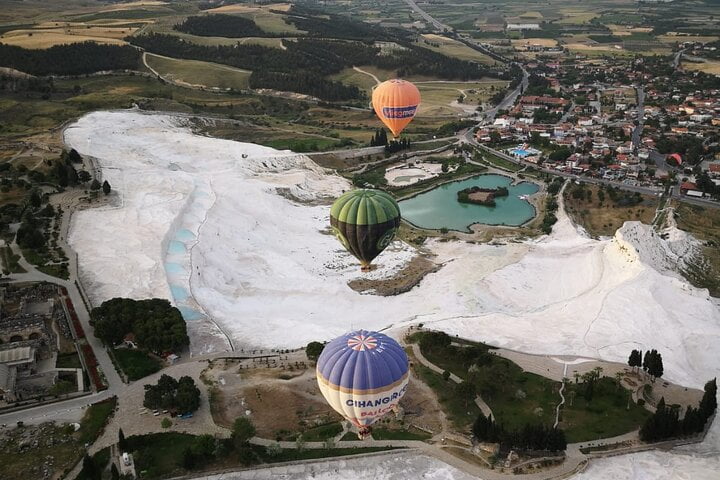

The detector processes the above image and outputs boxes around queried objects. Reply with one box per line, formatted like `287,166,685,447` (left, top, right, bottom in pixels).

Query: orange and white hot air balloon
372,79,421,138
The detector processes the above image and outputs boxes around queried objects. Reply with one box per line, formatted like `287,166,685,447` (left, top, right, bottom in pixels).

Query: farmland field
144,53,252,90
419,34,496,64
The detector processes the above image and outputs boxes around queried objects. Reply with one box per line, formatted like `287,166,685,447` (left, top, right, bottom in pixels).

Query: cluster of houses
474,54,720,195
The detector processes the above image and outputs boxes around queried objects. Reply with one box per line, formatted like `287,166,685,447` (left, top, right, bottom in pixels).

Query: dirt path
352,66,380,85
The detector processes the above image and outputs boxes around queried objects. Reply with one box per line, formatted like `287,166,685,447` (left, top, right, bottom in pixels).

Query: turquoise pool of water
168,241,186,255
178,306,203,321
175,229,195,242
169,284,189,302
165,262,184,275
399,174,539,232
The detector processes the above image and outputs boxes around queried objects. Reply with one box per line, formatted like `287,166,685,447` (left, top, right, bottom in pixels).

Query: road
404,0,448,31
631,85,644,151
673,49,686,69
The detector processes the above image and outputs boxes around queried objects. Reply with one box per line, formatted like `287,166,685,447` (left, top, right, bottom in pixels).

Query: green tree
81,453,99,480
182,447,196,469
102,180,111,195
78,170,92,183
161,417,172,428
455,381,476,408
29,190,42,209
90,179,101,191
91,298,188,351
118,428,128,452
305,341,325,362
67,148,82,163
110,463,119,480
175,376,201,413
231,417,256,450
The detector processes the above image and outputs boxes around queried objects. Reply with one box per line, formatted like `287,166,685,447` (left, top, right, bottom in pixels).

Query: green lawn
128,432,197,479
264,137,350,152
79,397,117,444
257,445,399,463
340,431,359,441
124,432,397,478
56,352,82,369
371,427,431,441
113,348,162,381
414,335,560,430
481,152,524,172
298,422,343,442
561,377,651,443
409,332,651,443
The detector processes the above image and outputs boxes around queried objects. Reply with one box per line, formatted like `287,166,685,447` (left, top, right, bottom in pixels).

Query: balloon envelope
316,330,409,429
330,189,401,270
372,79,421,138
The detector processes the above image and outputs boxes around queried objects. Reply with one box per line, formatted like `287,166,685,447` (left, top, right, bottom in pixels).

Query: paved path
409,343,494,418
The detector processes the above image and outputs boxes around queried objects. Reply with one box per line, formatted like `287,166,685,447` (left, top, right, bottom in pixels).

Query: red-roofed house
680,182,697,194
709,163,720,178
668,153,683,165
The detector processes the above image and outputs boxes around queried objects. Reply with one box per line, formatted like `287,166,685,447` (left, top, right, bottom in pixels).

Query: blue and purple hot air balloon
316,330,409,438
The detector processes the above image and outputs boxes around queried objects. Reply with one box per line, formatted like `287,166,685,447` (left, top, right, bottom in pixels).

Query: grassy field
512,38,559,48
419,34,496,64
561,377,651,443
294,422,343,442
411,336,559,430
122,431,395,478
144,53,252,90
56,351,82,369
563,184,658,237
113,348,162,381
328,67,384,93
478,151,524,172
79,397,117,443
414,80,507,118
0,29,129,48
684,60,720,75
233,10,303,35
409,331,649,441
371,427,431,441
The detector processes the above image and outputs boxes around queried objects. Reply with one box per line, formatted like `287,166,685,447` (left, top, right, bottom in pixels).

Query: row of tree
628,349,664,382
0,42,141,76
129,33,499,101
369,128,389,147
285,4,410,42
473,412,567,453
639,379,717,442
384,138,411,154
90,298,189,353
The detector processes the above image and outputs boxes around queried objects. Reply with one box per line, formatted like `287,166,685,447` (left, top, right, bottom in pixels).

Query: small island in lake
457,186,509,206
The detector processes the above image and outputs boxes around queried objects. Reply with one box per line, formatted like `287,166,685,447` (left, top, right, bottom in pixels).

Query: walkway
409,343,493,418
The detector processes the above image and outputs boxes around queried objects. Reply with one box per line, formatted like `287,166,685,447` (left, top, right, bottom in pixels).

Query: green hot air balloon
330,189,401,271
